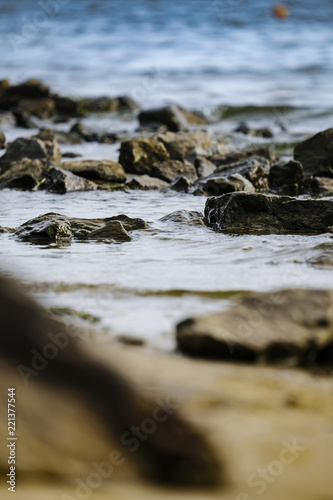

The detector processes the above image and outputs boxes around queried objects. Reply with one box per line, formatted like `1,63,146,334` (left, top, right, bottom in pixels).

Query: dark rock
160,210,205,226
81,96,139,114
294,128,333,178
199,173,255,196
307,243,333,268
15,213,146,244
311,177,333,196
17,97,56,119
139,105,209,132
61,160,126,183
117,335,146,346
0,159,46,190
0,112,16,126
13,108,38,128
156,131,213,161
234,122,273,138
152,160,197,183
119,138,170,175
0,130,5,149
62,152,82,158
53,96,85,118
69,121,119,144
169,176,191,192
4,79,50,100
269,160,305,195
176,289,333,366
0,137,61,173
45,167,97,194
54,130,84,145
204,192,333,234
126,174,169,191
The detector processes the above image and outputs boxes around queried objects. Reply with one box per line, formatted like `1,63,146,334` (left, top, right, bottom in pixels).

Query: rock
139,105,209,132
157,131,213,161
200,173,255,196
0,159,46,190
126,174,169,190
119,138,170,175
307,243,333,268
204,192,333,234
311,177,333,196
152,160,197,183
13,108,39,128
44,167,97,194
169,176,191,192
0,130,5,149
69,121,119,144
81,96,139,113
176,289,333,365
4,79,50,99
15,213,146,244
54,130,84,145
17,97,56,119
53,95,85,118
117,335,146,346
61,160,126,183
269,160,305,195
234,122,273,138
0,111,16,126
0,137,61,173
195,156,216,179
210,146,274,167
160,210,205,226
294,128,333,178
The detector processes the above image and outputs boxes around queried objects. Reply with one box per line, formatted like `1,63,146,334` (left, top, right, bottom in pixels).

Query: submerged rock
119,138,170,175
294,128,333,178
45,167,98,194
176,289,333,366
269,160,305,195
139,105,209,132
204,192,333,234
61,159,126,183
14,213,147,244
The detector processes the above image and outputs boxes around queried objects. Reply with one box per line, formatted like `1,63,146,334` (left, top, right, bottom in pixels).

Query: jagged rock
156,131,213,161
234,122,273,138
119,138,170,175
160,210,205,226
269,160,305,195
0,159,46,190
45,167,97,194
126,174,169,190
176,289,333,366
204,192,333,234
0,130,5,149
0,137,61,173
311,177,333,196
61,160,126,183
294,128,333,178
139,105,209,132
14,213,146,244
152,160,197,183
169,176,191,192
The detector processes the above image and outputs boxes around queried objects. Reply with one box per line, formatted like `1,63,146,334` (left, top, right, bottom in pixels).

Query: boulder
156,131,213,161
294,128,333,178
204,192,333,234
311,177,333,196
81,95,139,113
139,105,209,132
61,160,126,183
0,159,46,190
14,213,147,244
0,137,61,173
160,210,205,226
17,97,56,119
0,130,5,149
269,160,305,195
152,160,197,183
176,289,333,365
45,168,98,194
126,174,169,191
119,138,170,175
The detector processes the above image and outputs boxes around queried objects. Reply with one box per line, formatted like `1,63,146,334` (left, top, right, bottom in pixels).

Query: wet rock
210,146,274,167
200,173,255,196
17,97,56,119
204,192,333,234
0,130,5,149
0,137,61,173
307,243,333,268
54,130,84,145
0,111,16,126
117,335,146,346
53,95,85,118
195,156,216,179
152,160,197,183
294,128,333,178
139,105,209,132
119,138,170,175
234,122,273,138
269,160,305,195
45,167,97,194
70,121,119,144
15,213,146,244
176,289,333,366
81,95,139,113
4,79,50,100
126,174,169,190
157,131,213,161
61,159,126,183
0,159,46,190
160,210,205,226
311,177,333,196
13,108,39,128
170,176,191,192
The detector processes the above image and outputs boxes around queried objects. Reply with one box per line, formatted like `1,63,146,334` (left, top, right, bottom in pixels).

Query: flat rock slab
204,192,333,234
14,212,147,244
176,289,333,365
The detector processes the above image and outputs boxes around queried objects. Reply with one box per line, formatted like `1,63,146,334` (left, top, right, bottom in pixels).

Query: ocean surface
1,0,333,348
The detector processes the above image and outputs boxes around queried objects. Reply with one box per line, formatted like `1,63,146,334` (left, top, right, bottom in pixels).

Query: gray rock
160,210,205,226
139,105,209,132
126,174,169,191
156,131,213,161
176,289,333,365
0,159,46,190
152,160,197,183
311,177,333,196
269,160,305,195
294,128,333,178
61,159,126,183
195,157,216,179
45,168,97,194
204,192,333,234
119,138,170,175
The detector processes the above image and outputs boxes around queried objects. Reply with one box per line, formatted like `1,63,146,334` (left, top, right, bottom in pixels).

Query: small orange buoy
272,3,289,20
